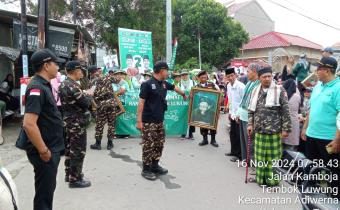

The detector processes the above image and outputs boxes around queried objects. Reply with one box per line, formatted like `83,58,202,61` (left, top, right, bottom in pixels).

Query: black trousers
305,136,340,198
229,119,241,158
27,152,61,210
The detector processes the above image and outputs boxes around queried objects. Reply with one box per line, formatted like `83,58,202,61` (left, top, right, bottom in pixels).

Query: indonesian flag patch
30,89,41,96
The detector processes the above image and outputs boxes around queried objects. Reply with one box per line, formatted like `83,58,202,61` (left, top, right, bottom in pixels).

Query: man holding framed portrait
189,70,221,147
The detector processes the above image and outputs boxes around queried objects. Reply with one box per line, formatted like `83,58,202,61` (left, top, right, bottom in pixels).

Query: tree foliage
5,0,249,68
95,0,166,58
173,0,249,68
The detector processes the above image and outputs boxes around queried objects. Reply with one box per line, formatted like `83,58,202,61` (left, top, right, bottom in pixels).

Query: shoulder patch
30,89,41,96
151,84,156,89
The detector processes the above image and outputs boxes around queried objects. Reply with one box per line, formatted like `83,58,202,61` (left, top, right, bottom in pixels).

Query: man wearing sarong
247,67,291,186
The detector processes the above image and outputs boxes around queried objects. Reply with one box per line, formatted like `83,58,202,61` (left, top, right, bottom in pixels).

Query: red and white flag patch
30,89,41,96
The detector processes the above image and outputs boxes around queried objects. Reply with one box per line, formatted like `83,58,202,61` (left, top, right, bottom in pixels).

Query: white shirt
180,79,195,91
227,80,245,120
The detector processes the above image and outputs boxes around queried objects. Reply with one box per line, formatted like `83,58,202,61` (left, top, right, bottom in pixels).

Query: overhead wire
264,0,340,31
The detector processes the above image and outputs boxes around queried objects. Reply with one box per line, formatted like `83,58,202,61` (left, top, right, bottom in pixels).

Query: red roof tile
242,31,322,50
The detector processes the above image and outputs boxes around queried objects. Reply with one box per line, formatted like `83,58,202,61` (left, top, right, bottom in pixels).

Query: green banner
115,91,189,136
118,28,154,74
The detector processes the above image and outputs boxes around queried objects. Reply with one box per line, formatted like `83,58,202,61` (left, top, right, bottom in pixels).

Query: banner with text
118,28,153,75
115,91,189,136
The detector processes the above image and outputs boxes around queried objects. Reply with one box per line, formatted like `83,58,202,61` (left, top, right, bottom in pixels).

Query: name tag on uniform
151,84,156,89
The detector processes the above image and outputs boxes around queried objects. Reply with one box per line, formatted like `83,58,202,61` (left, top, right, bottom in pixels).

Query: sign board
13,20,75,58
118,28,153,74
115,91,189,136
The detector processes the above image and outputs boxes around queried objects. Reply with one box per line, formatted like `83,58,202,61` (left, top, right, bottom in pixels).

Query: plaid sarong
254,133,282,186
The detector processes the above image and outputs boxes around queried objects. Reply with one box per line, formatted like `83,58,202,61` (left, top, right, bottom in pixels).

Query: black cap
143,55,149,60
313,57,337,70
224,67,235,75
258,67,273,77
153,61,169,72
322,47,333,54
88,65,98,74
31,48,65,67
197,70,207,77
65,60,82,72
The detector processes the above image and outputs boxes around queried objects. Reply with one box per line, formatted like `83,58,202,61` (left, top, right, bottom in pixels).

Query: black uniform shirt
25,75,64,153
139,76,175,123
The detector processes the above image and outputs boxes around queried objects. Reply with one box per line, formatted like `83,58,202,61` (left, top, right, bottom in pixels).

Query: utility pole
166,0,172,63
37,0,46,48
20,0,28,77
198,28,202,70
73,0,77,24
45,0,49,47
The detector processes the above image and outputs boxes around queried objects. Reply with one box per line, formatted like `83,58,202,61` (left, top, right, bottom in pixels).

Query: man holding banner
136,61,187,181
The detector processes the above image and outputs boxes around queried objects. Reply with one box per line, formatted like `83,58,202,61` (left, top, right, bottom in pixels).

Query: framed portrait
114,94,126,116
188,87,222,130
301,72,318,88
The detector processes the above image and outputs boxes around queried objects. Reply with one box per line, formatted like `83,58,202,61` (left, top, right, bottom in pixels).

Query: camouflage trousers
95,105,116,140
142,122,165,166
64,116,87,181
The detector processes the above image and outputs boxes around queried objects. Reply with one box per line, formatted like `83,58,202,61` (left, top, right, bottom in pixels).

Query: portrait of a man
191,96,215,126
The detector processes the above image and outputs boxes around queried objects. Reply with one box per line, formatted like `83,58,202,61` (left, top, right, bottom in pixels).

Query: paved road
8,114,301,210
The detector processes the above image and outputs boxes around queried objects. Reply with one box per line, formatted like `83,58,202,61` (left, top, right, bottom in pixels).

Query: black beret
153,61,169,72
65,60,82,72
258,67,273,77
143,55,149,60
88,65,98,74
126,54,133,59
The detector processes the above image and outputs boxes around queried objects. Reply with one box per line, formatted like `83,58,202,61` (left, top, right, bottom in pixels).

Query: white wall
233,1,274,38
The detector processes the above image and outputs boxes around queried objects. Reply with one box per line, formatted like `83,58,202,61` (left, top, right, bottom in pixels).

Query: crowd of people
0,46,338,210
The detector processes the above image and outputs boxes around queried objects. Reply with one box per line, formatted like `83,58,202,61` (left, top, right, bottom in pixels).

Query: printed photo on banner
103,54,119,69
118,28,153,76
188,87,221,130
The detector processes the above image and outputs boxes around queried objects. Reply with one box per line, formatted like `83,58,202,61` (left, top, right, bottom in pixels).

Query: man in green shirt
301,56,340,198
293,54,310,93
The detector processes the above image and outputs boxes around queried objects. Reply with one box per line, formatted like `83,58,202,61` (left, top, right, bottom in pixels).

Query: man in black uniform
23,48,65,210
136,61,187,180
59,61,93,188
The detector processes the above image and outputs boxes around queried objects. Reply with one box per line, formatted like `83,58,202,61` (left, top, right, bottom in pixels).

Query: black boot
187,131,194,140
69,179,91,188
141,165,157,181
199,135,209,146
90,138,101,150
151,160,168,175
210,134,219,147
107,139,114,150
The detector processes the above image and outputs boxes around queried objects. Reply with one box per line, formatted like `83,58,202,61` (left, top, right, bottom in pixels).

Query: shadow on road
109,150,181,189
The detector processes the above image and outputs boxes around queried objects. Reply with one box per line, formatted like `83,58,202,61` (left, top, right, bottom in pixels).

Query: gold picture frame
188,87,222,130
